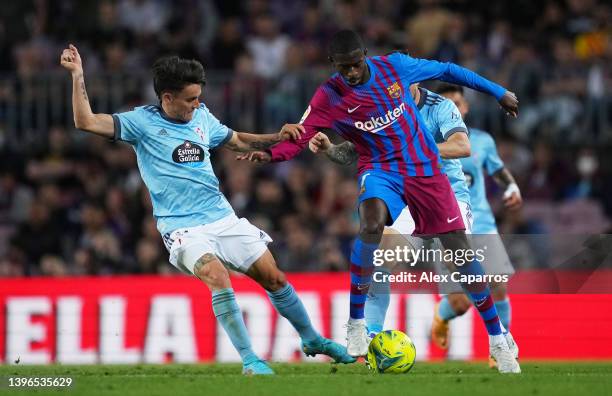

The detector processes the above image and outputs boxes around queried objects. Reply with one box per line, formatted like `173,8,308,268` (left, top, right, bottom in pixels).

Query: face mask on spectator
577,154,598,177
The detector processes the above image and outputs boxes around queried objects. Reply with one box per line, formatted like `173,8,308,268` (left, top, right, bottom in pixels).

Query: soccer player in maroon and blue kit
241,30,520,372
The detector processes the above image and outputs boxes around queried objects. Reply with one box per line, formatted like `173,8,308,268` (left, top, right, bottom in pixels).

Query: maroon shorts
403,173,465,236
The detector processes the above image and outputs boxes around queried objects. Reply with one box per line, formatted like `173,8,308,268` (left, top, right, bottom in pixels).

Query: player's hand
60,44,83,75
499,91,519,118
236,151,271,163
309,132,331,154
503,191,523,210
503,183,522,210
279,124,304,141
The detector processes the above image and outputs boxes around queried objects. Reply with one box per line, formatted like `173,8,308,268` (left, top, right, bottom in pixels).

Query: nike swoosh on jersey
348,105,361,113
360,173,371,188
447,216,459,223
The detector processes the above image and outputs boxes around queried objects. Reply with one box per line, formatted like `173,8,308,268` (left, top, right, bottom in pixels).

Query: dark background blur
0,0,611,277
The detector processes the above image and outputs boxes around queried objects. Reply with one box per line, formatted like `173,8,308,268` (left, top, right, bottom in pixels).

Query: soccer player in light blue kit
60,44,355,375
431,84,522,367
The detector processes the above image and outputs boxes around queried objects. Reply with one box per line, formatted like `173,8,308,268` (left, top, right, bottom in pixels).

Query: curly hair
328,30,365,57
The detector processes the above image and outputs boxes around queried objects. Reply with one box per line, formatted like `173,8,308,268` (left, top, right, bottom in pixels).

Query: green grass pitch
1,361,611,396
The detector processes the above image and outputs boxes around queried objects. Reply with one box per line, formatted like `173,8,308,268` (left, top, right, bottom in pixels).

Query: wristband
503,183,521,200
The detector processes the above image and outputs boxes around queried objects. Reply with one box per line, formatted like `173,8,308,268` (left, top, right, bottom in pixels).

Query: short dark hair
436,83,464,96
152,56,206,98
328,30,365,57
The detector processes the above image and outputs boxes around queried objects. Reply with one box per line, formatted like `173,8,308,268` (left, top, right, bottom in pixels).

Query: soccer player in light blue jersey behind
431,83,522,368
60,44,355,375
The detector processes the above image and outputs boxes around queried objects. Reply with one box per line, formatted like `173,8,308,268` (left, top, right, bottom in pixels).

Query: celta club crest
194,127,205,141
387,82,402,99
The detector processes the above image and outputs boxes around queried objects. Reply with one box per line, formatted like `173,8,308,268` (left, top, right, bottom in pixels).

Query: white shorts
435,230,515,294
162,214,272,275
470,231,514,276
390,200,473,235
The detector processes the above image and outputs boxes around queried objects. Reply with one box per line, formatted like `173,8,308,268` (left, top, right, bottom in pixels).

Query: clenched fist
309,132,332,153
60,44,83,75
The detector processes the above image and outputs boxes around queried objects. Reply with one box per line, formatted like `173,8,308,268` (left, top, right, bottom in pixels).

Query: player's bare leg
194,254,273,375
194,254,232,290
246,250,356,363
347,198,389,356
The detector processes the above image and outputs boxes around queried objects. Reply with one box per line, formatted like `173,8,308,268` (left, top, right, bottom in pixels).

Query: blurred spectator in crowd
117,0,169,38
404,0,451,57
539,36,587,139
276,223,318,272
246,13,291,79
135,238,167,274
0,166,33,224
10,200,63,274
210,18,247,70
40,255,68,277
246,174,294,231
522,140,572,200
77,201,122,274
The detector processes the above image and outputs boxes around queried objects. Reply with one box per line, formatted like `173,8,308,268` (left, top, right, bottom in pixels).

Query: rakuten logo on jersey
354,103,406,133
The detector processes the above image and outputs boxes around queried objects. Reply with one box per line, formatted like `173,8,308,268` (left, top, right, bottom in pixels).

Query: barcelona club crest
387,82,402,99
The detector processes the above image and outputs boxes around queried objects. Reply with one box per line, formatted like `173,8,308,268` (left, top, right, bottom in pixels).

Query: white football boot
346,318,369,357
489,335,521,373
504,331,519,359
489,330,520,369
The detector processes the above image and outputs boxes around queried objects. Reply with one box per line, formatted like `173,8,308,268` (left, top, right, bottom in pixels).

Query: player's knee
260,269,287,292
448,294,471,316
359,221,385,239
379,228,398,250
440,230,470,251
194,257,230,289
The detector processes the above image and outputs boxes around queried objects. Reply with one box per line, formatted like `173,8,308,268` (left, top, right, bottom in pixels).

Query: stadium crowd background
0,0,610,277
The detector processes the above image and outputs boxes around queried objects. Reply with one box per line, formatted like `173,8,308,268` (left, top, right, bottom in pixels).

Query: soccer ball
367,330,416,374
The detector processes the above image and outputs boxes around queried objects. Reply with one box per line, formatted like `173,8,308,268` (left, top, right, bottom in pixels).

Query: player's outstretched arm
404,55,519,117
309,132,357,165
437,62,519,117
492,168,522,210
226,123,303,152
60,44,114,138
238,122,320,163
436,132,470,159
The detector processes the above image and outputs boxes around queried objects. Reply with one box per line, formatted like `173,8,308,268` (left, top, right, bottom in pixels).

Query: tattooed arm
224,124,304,152
308,132,357,165
326,142,358,165
60,44,114,138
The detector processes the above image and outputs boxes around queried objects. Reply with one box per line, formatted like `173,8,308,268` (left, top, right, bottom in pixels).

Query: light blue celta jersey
459,128,505,234
416,87,471,205
112,104,234,235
